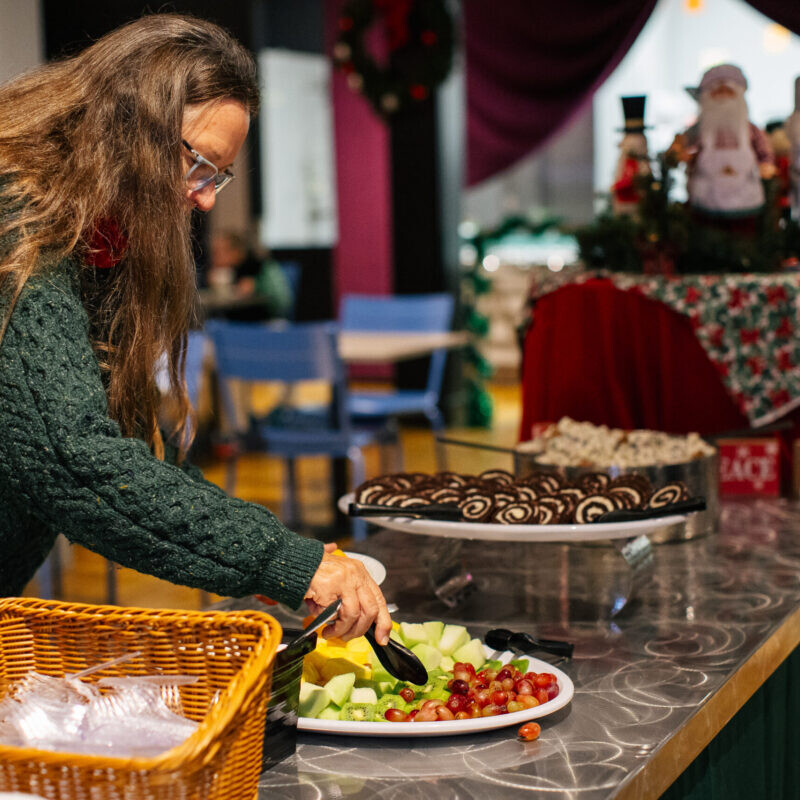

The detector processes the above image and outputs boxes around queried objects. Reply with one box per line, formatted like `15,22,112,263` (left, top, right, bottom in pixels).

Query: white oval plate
298,647,573,737
343,552,386,585
339,493,686,543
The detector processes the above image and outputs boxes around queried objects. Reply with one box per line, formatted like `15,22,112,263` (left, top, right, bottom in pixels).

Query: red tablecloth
519,278,753,441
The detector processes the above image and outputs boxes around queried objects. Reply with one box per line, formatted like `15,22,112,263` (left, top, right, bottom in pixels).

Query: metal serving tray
512,451,719,544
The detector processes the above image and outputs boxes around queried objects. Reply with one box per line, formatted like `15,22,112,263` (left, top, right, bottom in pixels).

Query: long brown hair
0,14,259,458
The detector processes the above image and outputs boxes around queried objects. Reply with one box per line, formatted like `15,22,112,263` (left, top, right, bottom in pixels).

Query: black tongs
594,497,706,524
485,628,574,659
284,598,428,685
348,501,463,522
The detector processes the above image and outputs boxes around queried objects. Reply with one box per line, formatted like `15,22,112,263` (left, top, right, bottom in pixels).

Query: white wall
595,0,800,202
258,48,337,249
0,0,43,85
463,109,595,228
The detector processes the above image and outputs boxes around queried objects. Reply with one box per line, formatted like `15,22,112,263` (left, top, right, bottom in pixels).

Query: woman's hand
304,546,392,645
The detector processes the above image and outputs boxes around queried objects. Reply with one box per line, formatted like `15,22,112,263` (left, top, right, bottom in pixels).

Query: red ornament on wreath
333,0,454,117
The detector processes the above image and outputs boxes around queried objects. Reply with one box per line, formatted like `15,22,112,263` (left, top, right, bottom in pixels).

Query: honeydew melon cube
439,655,455,673
370,649,395,684
389,629,404,645
298,681,330,718
452,638,488,672
399,622,428,647
324,672,356,707
377,680,396,697
410,643,444,672
438,624,470,656
423,621,445,646
350,686,378,705
317,704,342,720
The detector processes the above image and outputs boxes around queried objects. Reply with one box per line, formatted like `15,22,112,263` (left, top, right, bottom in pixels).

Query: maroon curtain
463,1,800,188
464,0,657,186
746,2,800,35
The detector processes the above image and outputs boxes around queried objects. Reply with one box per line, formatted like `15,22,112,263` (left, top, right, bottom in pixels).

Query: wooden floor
23,382,522,610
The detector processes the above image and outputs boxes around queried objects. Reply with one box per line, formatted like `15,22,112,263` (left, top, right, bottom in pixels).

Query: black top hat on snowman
617,95,651,133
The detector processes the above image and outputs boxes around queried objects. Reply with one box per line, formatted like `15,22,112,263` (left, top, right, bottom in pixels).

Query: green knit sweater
0,261,323,604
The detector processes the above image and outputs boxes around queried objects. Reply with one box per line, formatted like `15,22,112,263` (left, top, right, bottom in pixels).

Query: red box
718,437,780,497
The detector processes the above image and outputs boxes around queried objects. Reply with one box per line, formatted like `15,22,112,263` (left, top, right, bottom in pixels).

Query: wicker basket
0,598,282,800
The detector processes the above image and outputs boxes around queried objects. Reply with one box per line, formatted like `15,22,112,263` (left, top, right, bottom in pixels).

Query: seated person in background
207,230,292,321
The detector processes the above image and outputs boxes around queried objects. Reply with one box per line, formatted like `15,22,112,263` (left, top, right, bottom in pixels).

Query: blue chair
185,330,207,412
340,293,455,469
279,261,302,321
207,320,389,540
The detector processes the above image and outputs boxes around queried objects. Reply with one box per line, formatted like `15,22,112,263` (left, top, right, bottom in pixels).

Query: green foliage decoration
573,155,800,274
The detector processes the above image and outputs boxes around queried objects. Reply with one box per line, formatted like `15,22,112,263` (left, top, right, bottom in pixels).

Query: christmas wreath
333,0,454,117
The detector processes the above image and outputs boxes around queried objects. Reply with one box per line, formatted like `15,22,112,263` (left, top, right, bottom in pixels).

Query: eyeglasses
182,140,235,194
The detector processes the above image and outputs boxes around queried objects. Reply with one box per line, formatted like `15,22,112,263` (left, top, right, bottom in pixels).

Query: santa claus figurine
611,95,652,216
668,64,774,223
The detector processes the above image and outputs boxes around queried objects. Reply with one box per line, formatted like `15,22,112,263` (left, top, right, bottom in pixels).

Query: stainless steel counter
231,499,800,799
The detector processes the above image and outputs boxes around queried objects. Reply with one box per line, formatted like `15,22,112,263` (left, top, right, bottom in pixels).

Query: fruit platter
297,619,574,737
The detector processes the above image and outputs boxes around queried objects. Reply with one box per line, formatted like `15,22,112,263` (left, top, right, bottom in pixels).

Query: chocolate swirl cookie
427,487,464,505
579,472,611,493
648,482,688,508
611,474,652,502
459,494,495,522
574,494,617,523
356,482,393,504
479,469,515,485
492,502,536,524
608,484,642,509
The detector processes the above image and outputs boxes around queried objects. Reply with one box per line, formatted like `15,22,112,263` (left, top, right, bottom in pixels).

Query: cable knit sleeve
0,266,323,607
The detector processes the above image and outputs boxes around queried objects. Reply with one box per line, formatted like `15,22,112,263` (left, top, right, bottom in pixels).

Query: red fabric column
325,0,393,312
519,280,749,441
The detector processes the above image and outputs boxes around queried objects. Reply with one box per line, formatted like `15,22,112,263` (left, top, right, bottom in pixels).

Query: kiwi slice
339,702,377,722
374,695,407,720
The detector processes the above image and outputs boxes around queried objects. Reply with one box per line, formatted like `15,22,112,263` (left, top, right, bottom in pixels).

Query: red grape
435,706,455,720
399,687,415,703
450,679,469,695
482,703,502,717
546,684,560,700
384,708,407,722
491,690,509,706
475,690,492,707
515,680,533,695
535,688,549,705
455,711,470,720
446,694,467,714
518,695,539,709
534,674,551,688
496,668,513,681
501,678,515,691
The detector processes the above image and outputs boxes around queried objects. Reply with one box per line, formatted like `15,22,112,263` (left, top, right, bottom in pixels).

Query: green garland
333,0,454,117
460,214,562,427
574,155,800,274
